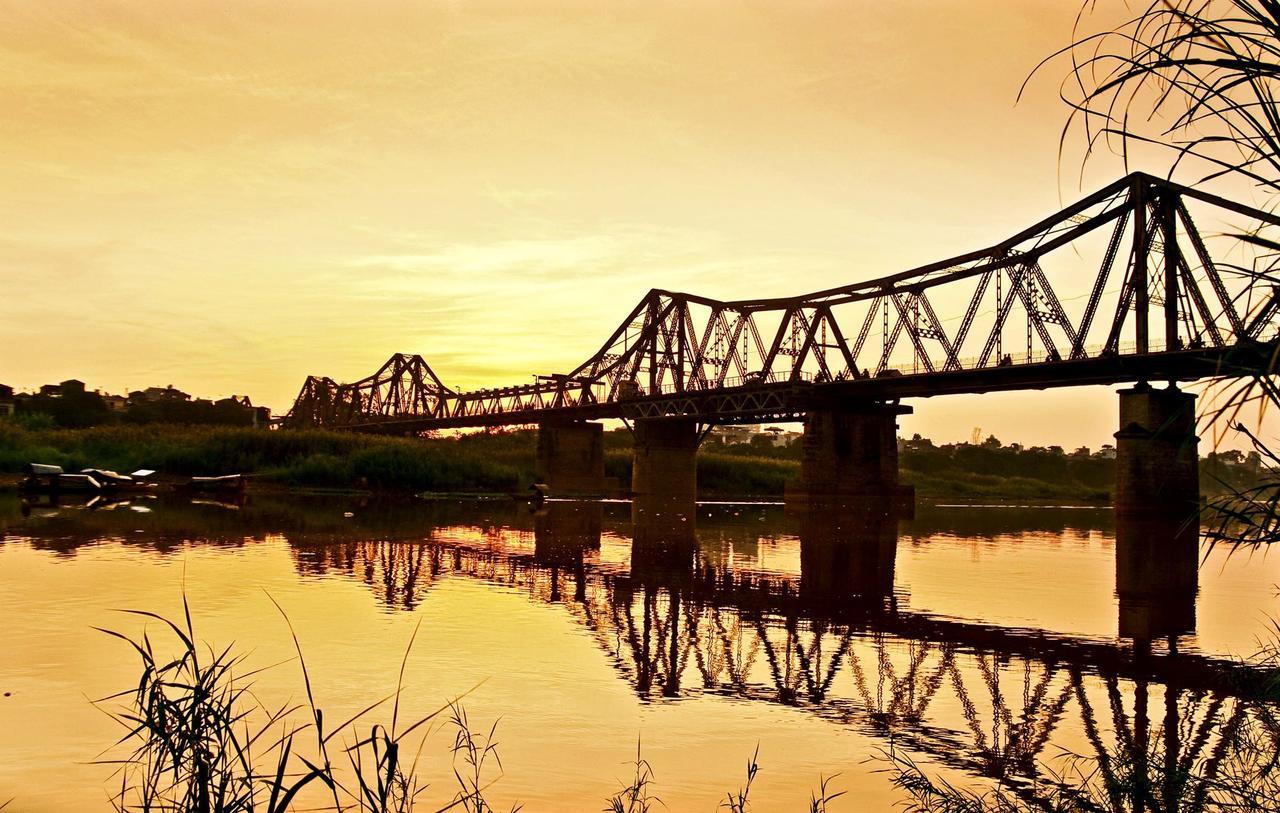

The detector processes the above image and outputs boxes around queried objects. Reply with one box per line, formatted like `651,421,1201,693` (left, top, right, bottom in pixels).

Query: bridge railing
635,369,818,397
940,342,1143,374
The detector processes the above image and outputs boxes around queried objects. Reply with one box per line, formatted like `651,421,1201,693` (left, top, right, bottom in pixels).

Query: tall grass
92,602,850,811
0,419,1134,502
605,741,660,813
0,422,524,493
94,599,513,813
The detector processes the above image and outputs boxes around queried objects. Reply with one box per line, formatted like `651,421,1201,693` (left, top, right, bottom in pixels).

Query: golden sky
0,1,1257,448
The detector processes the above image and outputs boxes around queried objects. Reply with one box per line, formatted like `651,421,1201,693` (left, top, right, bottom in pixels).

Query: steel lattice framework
285,173,1280,431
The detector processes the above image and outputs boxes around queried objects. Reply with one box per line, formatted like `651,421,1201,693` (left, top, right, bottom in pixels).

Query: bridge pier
1114,383,1199,517
785,403,914,514
535,420,611,496
631,418,700,499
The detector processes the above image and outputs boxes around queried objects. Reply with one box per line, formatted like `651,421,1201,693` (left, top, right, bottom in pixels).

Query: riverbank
0,422,1115,502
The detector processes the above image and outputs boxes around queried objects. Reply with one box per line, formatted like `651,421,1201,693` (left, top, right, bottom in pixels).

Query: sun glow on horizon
1,0,1263,448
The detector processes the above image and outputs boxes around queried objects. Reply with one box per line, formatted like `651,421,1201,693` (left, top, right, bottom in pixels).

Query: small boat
79,468,156,493
184,474,247,494
21,464,103,494
55,473,102,492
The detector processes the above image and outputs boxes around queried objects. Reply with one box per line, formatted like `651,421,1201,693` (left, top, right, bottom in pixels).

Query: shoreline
0,473,1114,509
0,421,1167,505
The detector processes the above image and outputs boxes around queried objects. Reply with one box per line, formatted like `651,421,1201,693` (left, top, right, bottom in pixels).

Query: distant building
38,384,61,397
130,385,191,403
59,379,86,395
101,393,129,413
0,384,13,417
713,426,757,445
762,427,800,447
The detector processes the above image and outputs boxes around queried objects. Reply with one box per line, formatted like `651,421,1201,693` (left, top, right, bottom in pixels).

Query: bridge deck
348,341,1273,432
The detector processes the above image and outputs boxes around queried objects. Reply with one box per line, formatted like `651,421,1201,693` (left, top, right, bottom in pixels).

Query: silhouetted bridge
286,174,1280,509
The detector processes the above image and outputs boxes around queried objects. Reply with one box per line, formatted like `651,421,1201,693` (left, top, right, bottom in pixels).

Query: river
0,492,1276,810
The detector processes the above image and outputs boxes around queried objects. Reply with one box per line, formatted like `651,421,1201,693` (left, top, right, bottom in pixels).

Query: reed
94,599,512,813
604,740,660,813
721,745,759,813
884,695,1280,812
807,775,844,813
94,601,850,812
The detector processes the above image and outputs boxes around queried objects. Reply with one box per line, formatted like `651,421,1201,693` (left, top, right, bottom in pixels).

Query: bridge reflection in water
276,497,1274,807
7,492,1272,806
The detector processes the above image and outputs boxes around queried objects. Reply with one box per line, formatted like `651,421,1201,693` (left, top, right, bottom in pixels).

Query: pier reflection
1116,512,1199,642
534,501,599,602
3,491,1275,806
798,502,898,608
630,494,697,587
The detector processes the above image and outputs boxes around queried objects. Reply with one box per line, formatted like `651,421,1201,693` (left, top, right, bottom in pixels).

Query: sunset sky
0,1,1264,449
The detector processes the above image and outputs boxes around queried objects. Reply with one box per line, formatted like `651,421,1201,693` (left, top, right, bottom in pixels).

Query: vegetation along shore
0,417,1261,502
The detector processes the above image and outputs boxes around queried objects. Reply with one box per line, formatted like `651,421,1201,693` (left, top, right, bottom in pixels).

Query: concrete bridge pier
535,420,611,495
785,402,915,514
631,418,701,499
1114,383,1200,517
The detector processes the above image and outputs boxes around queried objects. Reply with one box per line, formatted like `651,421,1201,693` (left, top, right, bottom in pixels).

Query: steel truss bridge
286,173,1280,432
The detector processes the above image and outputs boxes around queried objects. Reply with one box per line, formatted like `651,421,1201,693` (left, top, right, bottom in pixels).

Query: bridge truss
286,173,1280,431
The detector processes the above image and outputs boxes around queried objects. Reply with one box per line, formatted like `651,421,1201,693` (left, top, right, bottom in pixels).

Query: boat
22,463,158,494
184,474,247,494
79,468,156,493
53,473,101,492
21,464,99,493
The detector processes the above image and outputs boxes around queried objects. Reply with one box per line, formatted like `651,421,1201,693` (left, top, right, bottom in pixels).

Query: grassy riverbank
0,422,524,493
0,421,1114,501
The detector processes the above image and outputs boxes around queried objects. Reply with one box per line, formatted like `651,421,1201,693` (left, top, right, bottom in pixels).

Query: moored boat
184,474,247,494
21,464,101,493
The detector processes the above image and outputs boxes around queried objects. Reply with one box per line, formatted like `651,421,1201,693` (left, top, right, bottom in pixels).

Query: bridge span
285,173,1280,512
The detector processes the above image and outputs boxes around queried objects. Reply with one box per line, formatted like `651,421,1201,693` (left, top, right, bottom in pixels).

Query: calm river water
0,492,1277,811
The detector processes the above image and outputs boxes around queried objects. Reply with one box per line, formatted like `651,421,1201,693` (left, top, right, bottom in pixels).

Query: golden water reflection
0,493,1276,811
